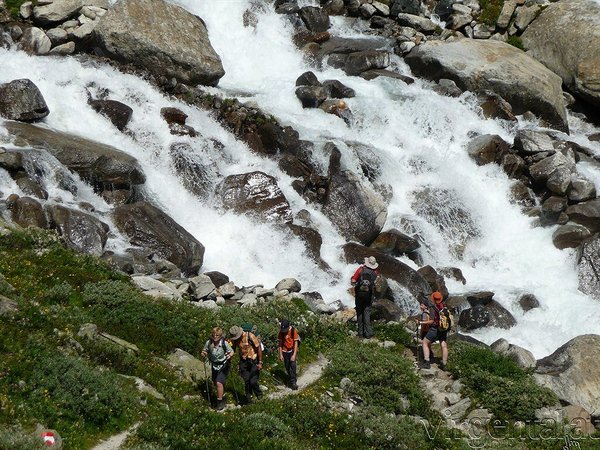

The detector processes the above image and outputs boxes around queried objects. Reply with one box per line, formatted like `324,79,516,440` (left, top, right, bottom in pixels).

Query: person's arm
278,332,284,361
201,340,209,358
225,341,234,359
351,266,363,284
291,329,299,361
421,309,434,326
251,334,263,368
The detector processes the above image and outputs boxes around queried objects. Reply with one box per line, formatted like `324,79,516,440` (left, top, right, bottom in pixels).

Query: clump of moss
507,35,525,51
479,0,504,26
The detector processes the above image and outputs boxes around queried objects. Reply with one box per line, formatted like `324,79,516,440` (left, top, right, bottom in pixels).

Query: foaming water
1,0,600,356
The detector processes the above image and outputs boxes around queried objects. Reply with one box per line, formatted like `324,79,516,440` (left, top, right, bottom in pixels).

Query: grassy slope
0,225,593,449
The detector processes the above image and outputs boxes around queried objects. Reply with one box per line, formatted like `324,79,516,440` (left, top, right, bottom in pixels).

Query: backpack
242,323,265,352
290,326,301,347
419,310,431,339
356,267,376,297
435,304,452,332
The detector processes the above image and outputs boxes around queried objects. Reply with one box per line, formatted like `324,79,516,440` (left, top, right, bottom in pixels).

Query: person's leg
441,340,448,365
288,354,297,389
363,302,373,338
239,360,252,402
422,338,431,362
355,298,365,337
249,360,262,398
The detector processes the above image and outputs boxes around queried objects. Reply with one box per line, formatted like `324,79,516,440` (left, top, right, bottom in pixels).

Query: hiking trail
91,423,139,450
267,353,329,400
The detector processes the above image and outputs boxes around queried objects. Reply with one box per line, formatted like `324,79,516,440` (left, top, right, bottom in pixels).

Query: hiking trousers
239,357,261,399
282,351,297,386
355,296,373,338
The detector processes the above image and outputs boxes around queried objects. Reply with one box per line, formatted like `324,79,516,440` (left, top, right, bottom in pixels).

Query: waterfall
1,0,600,357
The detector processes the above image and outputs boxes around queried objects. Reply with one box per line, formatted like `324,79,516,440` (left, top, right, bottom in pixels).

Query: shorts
211,363,230,385
424,327,447,343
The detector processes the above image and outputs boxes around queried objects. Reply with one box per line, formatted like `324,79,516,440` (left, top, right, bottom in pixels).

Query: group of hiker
351,256,451,369
202,255,450,410
201,320,299,410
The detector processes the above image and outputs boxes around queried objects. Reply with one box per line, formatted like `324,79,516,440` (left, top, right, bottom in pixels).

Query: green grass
479,0,504,26
507,35,525,51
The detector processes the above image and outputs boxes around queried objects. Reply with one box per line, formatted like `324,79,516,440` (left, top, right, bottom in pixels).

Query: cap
280,319,290,332
431,291,443,302
229,325,243,340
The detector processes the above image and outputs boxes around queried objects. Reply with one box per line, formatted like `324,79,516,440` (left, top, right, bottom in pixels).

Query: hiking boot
255,392,263,400
244,395,253,405
290,383,298,391
216,398,226,411
422,360,431,369
439,362,447,371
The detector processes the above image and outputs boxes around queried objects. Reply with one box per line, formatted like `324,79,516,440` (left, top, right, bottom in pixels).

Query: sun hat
431,291,443,302
364,256,379,270
229,325,243,340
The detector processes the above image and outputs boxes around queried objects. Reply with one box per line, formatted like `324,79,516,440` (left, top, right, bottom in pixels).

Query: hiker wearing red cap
419,291,450,370
351,256,380,338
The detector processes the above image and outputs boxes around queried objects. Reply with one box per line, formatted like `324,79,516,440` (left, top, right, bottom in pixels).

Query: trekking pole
228,371,241,406
202,356,213,407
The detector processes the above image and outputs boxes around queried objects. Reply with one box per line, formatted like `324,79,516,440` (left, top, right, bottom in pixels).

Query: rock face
0,79,49,122
405,39,568,131
46,204,109,256
577,236,600,300
93,0,225,86
4,121,145,199
112,201,205,275
218,171,292,223
521,0,600,108
535,335,600,416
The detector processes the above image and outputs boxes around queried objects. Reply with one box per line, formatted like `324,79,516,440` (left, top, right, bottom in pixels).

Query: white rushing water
1,0,600,357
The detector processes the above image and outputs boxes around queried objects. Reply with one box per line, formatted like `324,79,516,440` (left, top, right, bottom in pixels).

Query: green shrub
373,322,412,346
39,281,75,304
507,35,525,50
0,425,46,449
325,340,431,417
449,342,557,420
27,353,137,426
479,0,504,26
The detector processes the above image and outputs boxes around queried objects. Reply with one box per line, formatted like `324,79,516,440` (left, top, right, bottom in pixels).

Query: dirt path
268,354,329,400
91,423,139,450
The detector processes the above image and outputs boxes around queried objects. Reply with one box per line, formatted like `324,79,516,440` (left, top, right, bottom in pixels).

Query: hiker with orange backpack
201,327,234,410
229,324,263,404
419,291,451,370
278,319,300,390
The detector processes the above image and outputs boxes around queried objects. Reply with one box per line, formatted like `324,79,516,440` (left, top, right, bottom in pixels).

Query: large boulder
405,39,568,131
218,171,292,223
342,242,431,300
112,201,205,275
521,0,600,108
33,0,83,26
323,146,387,245
566,198,600,234
458,300,516,330
11,196,48,229
4,121,145,199
535,335,600,416
93,0,224,86
0,79,49,122
577,236,600,300
45,204,109,256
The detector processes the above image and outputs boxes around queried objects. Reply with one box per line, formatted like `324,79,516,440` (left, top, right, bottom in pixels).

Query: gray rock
496,0,517,29
552,224,591,250
442,397,471,419
391,0,420,16
93,0,224,86
217,281,236,298
71,20,96,40
11,196,48,229
33,0,83,25
577,236,600,300
295,85,328,108
4,121,145,195
46,27,68,45
459,300,516,330
218,171,292,223
529,152,575,185
405,39,568,132
299,6,330,32
166,348,209,383
513,129,555,155
49,41,75,55
522,0,600,109
275,278,301,293
89,99,133,131
188,274,216,299
132,276,179,299
518,293,540,311
396,13,437,32
45,204,108,256
0,295,19,317
0,79,49,122
112,201,205,275
568,175,596,203
344,50,390,76
121,375,164,400
535,334,600,416
513,5,540,31
369,228,420,256
492,339,536,368
20,1,33,19
466,134,511,165
566,198,600,233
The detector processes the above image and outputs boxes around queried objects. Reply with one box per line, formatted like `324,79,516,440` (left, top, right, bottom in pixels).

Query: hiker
278,319,299,390
420,291,449,370
201,327,234,410
415,300,432,361
351,256,380,338
229,324,263,403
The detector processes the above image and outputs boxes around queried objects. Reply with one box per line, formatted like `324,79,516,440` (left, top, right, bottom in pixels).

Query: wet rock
344,50,390,75
566,198,600,233
295,85,328,108
371,298,402,322
33,0,83,26
46,204,109,256
518,293,540,312
295,71,320,87
322,79,355,98
11,196,48,229
369,228,420,256
89,99,133,131
458,300,516,330
0,79,49,122
299,6,330,32
466,134,511,166
18,27,52,55
577,235,600,300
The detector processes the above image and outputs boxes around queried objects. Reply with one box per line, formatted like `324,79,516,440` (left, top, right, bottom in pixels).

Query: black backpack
356,267,376,298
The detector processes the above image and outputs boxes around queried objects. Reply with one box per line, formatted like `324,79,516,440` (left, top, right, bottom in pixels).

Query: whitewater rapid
1,0,600,357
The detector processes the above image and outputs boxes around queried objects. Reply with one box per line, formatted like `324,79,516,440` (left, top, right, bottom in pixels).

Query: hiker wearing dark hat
351,256,380,338
201,327,233,410
420,291,450,370
229,325,263,403
277,319,299,390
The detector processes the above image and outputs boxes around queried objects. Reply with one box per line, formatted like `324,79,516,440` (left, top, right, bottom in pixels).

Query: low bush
0,424,46,449
325,340,432,417
373,322,413,346
479,0,504,26
449,342,557,420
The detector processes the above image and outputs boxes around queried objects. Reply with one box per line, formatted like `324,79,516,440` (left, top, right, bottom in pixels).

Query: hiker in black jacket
351,256,380,338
